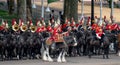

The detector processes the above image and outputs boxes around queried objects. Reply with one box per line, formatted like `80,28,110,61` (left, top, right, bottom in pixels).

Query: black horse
101,34,110,59
0,31,5,60
75,30,86,56
85,30,101,58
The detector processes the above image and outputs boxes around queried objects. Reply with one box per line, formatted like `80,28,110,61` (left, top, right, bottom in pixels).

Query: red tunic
41,26,46,32
47,26,53,33
111,23,118,30
0,26,4,30
12,19,16,25
62,23,67,30
76,23,79,27
36,27,42,33
92,24,98,30
96,28,104,39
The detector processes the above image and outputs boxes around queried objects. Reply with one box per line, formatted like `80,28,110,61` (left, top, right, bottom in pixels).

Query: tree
107,0,112,8
63,0,70,22
17,0,32,23
7,0,15,14
26,0,32,20
69,0,78,22
17,0,26,22
63,0,78,23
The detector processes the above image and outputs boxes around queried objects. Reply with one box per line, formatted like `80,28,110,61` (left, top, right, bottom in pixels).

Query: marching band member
27,20,33,27
76,17,84,31
41,20,46,32
70,18,76,28
62,19,70,32
104,16,108,25
36,19,41,26
47,21,53,33
95,16,98,24
12,19,17,26
86,17,91,30
5,21,9,29
36,23,42,33
19,19,24,27
96,26,104,39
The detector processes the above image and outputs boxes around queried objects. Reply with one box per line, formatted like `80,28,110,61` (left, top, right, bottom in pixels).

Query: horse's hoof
106,56,109,59
17,55,20,60
88,55,91,59
43,60,48,62
57,60,62,63
62,60,67,63
103,56,105,59
48,60,53,62
57,59,62,63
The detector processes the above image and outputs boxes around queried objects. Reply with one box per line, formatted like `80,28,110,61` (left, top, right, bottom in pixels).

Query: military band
0,17,120,61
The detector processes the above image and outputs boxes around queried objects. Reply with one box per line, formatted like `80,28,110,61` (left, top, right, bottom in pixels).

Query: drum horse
42,29,77,62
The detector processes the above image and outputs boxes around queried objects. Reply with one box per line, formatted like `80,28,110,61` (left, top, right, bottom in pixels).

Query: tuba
12,24,19,31
20,24,28,32
30,25,37,33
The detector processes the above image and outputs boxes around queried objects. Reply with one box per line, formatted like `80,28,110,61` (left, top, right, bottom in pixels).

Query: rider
95,26,105,45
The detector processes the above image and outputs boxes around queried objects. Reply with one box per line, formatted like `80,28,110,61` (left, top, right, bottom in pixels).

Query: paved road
0,54,120,65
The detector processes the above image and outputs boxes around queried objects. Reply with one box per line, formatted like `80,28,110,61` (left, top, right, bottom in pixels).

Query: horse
26,32,36,59
101,34,110,59
85,30,101,58
1,29,18,60
42,31,77,62
104,30,118,53
0,32,5,60
75,30,86,56
117,33,120,56
26,31,43,59
16,31,28,59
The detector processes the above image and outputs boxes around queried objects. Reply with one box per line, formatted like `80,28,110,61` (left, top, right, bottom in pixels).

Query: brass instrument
20,24,28,32
30,25,37,33
12,24,19,31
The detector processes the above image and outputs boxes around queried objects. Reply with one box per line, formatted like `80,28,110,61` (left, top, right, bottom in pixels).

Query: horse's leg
61,49,67,62
106,45,109,59
76,45,82,56
42,42,47,61
43,49,47,61
118,49,120,56
35,44,40,59
28,45,32,59
24,44,28,58
32,45,36,59
0,46,2,60
88,45,92,58
16,45,19,59
103,45,106,59
83,44,87,55
68,46,73,57
115,43,119,54
2,45,6,60
57,50,63,62
46,46,53,62
1,46,4,60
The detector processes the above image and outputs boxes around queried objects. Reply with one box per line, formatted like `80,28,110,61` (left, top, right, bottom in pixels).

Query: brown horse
117,33,120,56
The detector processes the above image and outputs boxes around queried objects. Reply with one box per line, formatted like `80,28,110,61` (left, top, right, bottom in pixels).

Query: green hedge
0,9,17,28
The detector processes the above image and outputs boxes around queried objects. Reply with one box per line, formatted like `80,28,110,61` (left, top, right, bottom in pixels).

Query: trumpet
30,25,37,33
12,24,19,31
20,24,28,32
